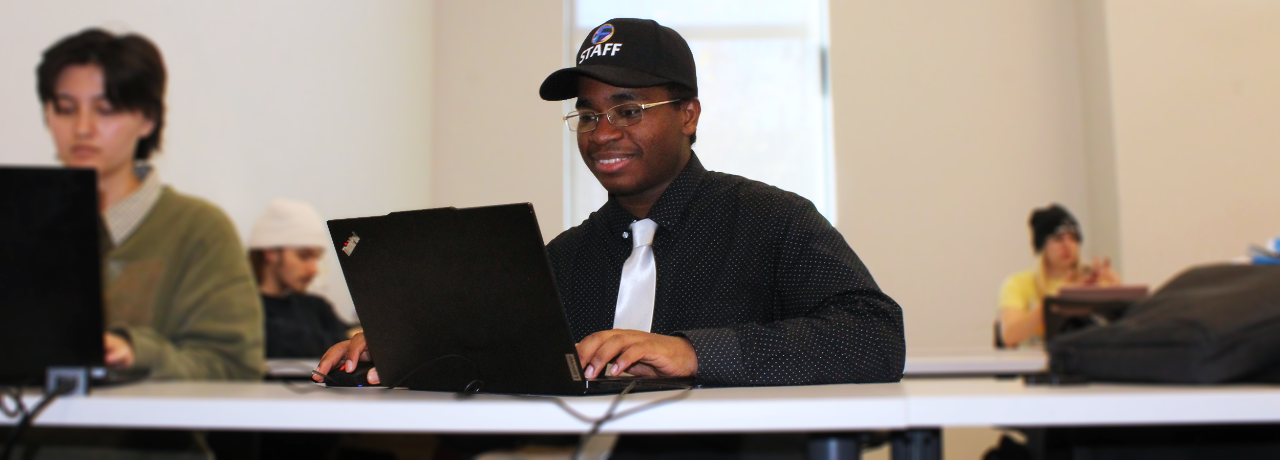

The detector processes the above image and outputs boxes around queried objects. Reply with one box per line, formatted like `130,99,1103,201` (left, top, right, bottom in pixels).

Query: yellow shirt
999,269,1070,312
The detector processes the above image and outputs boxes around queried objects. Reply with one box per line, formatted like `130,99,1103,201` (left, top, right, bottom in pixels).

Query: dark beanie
1029,204,1081,253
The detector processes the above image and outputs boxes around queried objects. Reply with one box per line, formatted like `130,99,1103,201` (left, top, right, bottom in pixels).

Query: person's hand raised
1092,256,1121,286
314,332,380,385
575,329,697,379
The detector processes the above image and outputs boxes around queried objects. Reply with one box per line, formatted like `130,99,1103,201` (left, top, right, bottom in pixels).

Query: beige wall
5,1,1278,350
829,1,1091,348
426,2,1099,349
430,0,566,242
1104,0,1280,288
1077,0,1125,275
0,0,436,320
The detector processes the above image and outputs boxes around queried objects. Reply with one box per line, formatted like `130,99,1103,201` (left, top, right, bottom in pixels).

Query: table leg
807,433,862,460
891,429,942,460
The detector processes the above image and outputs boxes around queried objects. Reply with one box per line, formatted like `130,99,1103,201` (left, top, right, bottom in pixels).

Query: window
565,0,835,228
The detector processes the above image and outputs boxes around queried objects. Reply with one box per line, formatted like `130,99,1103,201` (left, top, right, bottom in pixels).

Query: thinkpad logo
342,232,360,256
565,354,582,381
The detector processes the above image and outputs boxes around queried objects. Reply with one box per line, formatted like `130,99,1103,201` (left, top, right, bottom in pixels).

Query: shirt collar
600,152,707,238
103,165,164,247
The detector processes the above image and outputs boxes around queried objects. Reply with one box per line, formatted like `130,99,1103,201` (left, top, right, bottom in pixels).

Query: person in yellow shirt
998,204,1119,347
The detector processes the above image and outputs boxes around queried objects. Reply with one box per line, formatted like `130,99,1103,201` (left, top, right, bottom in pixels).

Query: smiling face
44,64,155,179
575,77,699,202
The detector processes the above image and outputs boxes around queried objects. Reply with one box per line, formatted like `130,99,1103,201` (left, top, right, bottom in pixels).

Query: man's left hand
575,329,697,379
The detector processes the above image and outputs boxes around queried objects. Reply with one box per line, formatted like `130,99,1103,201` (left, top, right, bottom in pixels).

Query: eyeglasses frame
563,99,682,133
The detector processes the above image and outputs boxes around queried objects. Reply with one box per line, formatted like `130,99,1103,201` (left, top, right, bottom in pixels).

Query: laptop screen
0,167,105,385
328,204,588,395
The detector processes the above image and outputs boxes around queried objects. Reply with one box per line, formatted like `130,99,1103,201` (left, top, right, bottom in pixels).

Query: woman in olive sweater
39,29,263,380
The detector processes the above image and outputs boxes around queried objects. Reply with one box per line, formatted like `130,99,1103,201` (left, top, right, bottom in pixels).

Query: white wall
1103,0,1280,288
1077,0,1125,276
7,0,1278,351
430,0,565,242
829,1,1091,349
0,0,436,321
423,1,1098,350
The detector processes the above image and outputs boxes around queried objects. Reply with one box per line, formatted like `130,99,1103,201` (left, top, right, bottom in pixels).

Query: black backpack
1048,264,1280,383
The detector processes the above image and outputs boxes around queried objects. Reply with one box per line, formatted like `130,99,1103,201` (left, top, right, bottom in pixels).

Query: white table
8,378,1280,429
4,381,907,433
11,378,1280,459
902,348,1046,376
902,377,1280,427
266,349,1051,381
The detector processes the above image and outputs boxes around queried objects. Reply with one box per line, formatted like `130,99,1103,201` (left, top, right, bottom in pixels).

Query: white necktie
613,218,658,332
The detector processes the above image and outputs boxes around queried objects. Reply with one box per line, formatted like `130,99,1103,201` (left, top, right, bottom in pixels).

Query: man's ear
681,98,701,137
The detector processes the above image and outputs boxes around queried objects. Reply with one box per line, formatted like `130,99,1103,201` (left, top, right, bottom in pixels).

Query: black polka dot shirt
546,153,906,386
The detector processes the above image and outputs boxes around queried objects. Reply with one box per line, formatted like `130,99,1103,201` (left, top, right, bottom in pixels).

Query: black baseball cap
539,18,697,101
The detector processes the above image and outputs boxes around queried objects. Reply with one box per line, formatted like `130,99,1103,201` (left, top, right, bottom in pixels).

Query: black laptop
1043,286,1149,343
327,203,691,396
0,167,105,391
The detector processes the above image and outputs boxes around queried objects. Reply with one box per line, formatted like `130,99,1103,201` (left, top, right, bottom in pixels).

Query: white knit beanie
247,198,330,249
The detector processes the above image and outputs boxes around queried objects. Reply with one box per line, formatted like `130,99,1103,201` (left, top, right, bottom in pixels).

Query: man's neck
98,166,142,213
616,181,670,219
615,150,691,219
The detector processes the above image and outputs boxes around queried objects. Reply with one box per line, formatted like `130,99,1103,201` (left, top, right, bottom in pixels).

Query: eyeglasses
563,99,681,132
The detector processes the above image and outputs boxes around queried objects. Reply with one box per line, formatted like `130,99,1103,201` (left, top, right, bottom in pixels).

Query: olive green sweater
105,186,264,380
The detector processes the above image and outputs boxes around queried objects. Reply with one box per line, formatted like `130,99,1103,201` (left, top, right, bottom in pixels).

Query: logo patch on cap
591,24,615,44
579,24,624,64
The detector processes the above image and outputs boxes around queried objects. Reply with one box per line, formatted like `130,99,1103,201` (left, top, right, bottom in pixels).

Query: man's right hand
314,332,380,385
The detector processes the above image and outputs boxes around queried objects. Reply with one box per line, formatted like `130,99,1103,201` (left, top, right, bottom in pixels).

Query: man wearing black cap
318,19,903,389
313,17,904,459
539,18,905,386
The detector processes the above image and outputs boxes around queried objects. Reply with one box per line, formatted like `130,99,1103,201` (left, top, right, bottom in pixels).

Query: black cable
308,354,689,459
308,358,690,459
549,382,694,424
1,377,78,460
554,381,695,460
606,382,694,419
569,381,637,460
0,388,25,419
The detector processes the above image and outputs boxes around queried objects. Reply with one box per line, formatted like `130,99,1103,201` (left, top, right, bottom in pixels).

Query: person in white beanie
248,199,354,358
